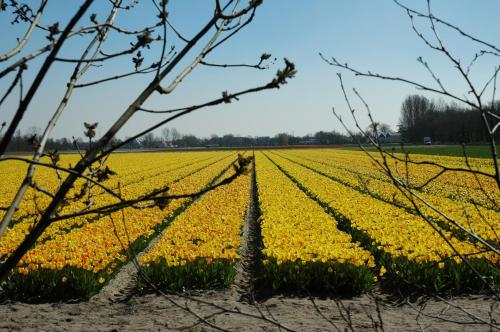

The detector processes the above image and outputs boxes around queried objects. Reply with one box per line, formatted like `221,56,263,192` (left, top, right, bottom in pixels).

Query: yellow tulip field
0,149,498,300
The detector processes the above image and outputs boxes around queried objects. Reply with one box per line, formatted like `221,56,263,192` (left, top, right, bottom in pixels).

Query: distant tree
364,122,391,141
220,134,235,146
255,136,272,146
178,134,200,147
207,134,219,145
161,127,171,144
314,131,329,144
26,126,42,137
124,136,141,150
379,123,391,135
313,130,347,144
141,132,155,148
275,132,289,145
170,128,181,144
242,135,254,146
398,95,435,143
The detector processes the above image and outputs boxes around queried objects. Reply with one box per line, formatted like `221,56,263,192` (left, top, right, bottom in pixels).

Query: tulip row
139,166,251,291
255,153,376,294
285,149,499,210
274,151,500,244
3,153,237,300
0,152,231,261
0,152,218,223
266,152,499,293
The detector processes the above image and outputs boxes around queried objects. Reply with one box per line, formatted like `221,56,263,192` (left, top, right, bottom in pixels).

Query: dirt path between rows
230,163,261,303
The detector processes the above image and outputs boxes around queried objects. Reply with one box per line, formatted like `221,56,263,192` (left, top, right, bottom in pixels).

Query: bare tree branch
0,0,96,156
0,0,48,62
0,1,122,240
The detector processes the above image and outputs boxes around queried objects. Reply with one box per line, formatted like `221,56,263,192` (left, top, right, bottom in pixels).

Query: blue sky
1,0,499,139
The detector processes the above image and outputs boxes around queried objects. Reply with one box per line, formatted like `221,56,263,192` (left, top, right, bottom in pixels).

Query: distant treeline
3,129,352,152
4,94,498,152
398,95,500,144
4,134,123,153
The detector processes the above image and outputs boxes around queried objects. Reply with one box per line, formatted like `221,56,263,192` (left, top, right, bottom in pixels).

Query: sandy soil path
1,291,498,331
